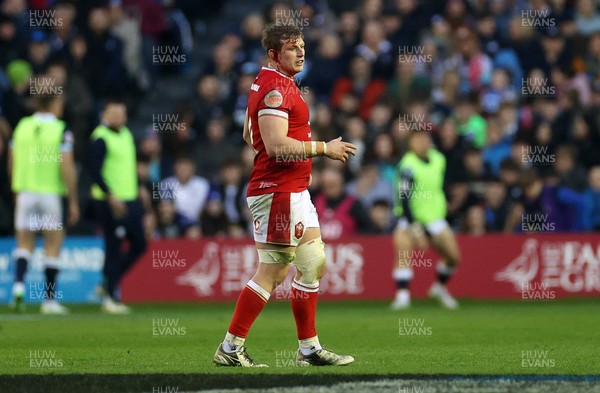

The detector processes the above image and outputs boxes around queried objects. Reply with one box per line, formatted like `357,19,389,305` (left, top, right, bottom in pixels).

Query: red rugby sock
290,280,319,340
227,281,270,338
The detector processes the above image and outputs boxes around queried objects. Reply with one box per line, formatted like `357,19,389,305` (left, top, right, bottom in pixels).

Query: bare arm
258,115,356,162
60,151,80,225
242,108,253,149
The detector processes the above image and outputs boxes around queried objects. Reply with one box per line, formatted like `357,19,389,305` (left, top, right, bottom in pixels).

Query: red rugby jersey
246,67,312,196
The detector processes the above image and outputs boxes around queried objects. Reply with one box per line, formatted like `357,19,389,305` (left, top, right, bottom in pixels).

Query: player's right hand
325,137,357,163
108,194,127,219
68,202,80,226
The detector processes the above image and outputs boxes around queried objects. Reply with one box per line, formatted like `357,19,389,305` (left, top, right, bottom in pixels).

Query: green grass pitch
1,299,599,392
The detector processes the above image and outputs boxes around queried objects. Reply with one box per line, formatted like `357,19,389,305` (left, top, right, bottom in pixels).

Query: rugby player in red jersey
213,23,357,367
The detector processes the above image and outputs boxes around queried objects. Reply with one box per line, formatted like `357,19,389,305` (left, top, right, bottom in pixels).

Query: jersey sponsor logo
295,222,304,239
264,90,283,108
251,83,259,92
259,181,278,189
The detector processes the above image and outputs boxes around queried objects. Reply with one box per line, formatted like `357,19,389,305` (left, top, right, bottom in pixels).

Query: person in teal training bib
391,131,461,310
9,94,80,315
89,99,147,314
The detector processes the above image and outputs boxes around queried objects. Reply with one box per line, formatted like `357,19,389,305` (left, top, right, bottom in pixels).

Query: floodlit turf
1,299,599,392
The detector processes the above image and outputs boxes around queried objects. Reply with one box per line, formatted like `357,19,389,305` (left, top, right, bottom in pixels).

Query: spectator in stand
582,166,600,231
582,32,600,82
462,205,486,235
551,63,592,110
483,178,509,232
200,189,229,238
499,158,523,203
0,0,28,45
232,62,260,130
123,0,168,85
161,156,209,239
138,131,165,183
459,147,492,202
47,2,78,57
435,116,465,185
239,13,265,65
531,121,555,168
365,100,394,142
216,160,247,238
311,102,337,142
331,56,386,120
204,42,239,109
482,115,512,177
26,31,51,74
366,132,397,185
314,168,372,240
356,20,397,79
85,6,129,99
454,93,487,148
431,69,461,126
554,144,588,192
344,116,367,175
386,60,431,115
369,198,393,234
447,27,493,94
575,0,600,36
505,168,585,233
194,116,237,180
66,34,93,92
475,10,504,59
347,163,394,209
480,68,517,114
108,0,143,88
539,28,572,81
570,113,600,169
307,34,345,101
360,0,383,22
192,74,226,132
162,101,198,165
444,0,472,31
155,199,180,238
391,0,428,47
337,11,361,54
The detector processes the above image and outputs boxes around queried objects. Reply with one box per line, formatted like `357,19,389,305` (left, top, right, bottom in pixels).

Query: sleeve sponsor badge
264,90,283,108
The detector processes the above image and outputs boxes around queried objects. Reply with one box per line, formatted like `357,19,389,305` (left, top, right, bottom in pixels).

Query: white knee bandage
292,237,326,291
257,249,296,264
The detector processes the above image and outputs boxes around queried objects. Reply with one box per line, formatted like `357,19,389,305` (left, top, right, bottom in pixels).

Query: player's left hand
325,137,357,163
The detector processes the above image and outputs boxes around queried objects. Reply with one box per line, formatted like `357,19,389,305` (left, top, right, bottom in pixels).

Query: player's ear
268,49,280,62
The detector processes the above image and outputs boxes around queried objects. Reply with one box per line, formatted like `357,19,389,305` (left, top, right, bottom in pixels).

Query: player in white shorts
213,23,357,367
9,94,79,314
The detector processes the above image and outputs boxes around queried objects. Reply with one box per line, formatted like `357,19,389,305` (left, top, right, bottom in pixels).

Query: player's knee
257,249,296,288
294,237,326,286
